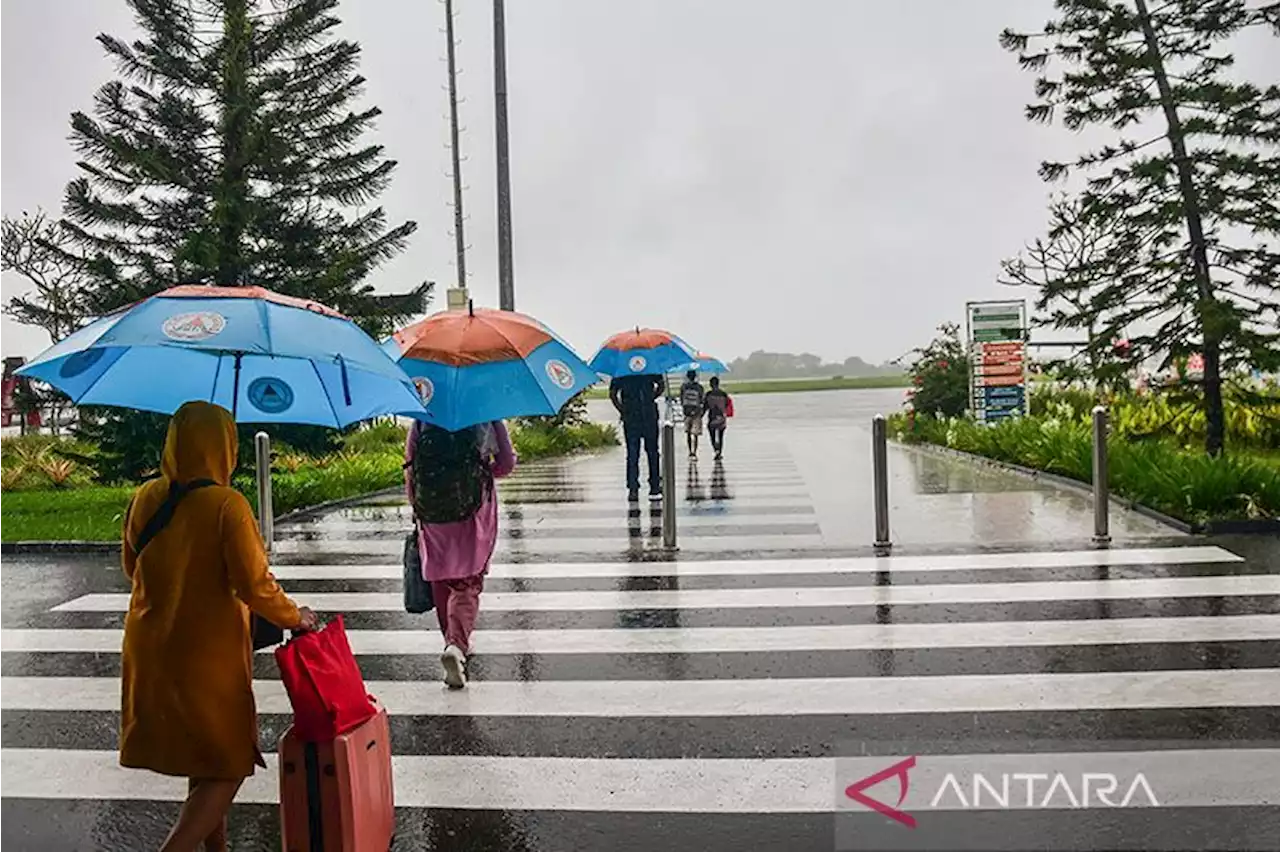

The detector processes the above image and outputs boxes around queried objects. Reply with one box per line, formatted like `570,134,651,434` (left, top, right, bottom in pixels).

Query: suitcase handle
303,742,324,852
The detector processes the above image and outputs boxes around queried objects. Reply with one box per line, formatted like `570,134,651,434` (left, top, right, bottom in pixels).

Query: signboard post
966,300,1028,423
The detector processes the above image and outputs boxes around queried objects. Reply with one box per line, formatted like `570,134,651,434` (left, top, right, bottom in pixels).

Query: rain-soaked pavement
3,388,1279,850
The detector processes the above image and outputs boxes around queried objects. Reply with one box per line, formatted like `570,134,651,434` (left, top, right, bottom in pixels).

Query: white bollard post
662,420,677,550
1091,406,1111,546
873,414,892,552
255,431,274,551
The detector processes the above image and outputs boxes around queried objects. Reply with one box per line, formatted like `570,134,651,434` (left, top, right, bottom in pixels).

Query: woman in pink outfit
404,420,517,688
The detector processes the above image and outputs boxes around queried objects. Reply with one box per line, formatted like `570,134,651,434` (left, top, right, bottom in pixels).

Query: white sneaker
441,644,467,689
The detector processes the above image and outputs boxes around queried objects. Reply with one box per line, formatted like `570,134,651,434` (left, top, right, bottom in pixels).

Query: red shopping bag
725,397,735,418
274,615,378,742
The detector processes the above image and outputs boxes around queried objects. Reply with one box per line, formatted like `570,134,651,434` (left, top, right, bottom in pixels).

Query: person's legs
439,575,483,689
431,580,453,638
644,417,661,495
160,777,243,852
443,575,485,655
623,420,641,496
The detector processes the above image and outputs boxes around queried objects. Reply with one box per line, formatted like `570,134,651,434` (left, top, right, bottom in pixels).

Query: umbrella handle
336,355,352,406
231,353,243,418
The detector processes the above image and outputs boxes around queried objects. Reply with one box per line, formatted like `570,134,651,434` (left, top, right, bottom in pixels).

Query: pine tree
1001,0,1280,455
62,0,418,479
63,0,417,327
2,209,91,344
999,194,1131,391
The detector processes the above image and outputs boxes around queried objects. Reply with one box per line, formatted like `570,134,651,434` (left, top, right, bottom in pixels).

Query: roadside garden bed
1,419,616,543
889,388,1279,525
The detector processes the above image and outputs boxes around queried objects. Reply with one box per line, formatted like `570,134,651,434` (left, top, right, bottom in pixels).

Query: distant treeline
725,351,902,380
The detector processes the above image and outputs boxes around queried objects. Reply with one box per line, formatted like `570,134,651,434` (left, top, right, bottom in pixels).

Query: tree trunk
214,0,252,287
1133,0,1225,456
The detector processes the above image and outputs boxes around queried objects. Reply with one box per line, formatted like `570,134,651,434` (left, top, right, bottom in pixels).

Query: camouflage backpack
409,423,492,524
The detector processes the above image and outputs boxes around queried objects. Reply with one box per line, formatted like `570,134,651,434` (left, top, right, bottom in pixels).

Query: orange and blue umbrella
16,285,424,427
589,327,699,377
384,306,599,431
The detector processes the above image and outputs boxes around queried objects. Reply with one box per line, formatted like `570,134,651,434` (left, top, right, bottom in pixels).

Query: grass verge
1,486,134,542
891,412,1279,524
2,420,618,542
586,374,908,399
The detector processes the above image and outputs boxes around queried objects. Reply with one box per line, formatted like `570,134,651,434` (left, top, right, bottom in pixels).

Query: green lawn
1,421,618,543
588,375,908,398
714,375,909,393
2,487,133,542
891,412,1279,524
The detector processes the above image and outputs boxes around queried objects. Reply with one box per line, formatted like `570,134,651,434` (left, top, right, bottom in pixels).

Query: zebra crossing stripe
48,574,1280,613
259,546,1243,580
270,533,829,556
6,614,1280,655
336,494,818,516
5,669,1279,715
289,512,817,531
4,748,1279,810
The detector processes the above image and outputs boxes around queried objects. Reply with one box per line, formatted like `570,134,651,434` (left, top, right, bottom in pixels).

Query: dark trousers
708,422,726,453
623,417,661,492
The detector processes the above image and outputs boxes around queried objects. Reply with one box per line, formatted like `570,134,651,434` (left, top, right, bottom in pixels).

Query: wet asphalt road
3,389,1279,851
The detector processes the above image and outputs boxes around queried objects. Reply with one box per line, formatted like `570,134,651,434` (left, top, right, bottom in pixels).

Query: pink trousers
431,575,485,655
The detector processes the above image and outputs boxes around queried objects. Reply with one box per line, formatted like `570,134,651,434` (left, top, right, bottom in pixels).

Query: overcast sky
3,1,1275,366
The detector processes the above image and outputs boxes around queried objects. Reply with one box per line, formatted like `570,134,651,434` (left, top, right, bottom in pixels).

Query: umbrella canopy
17,285,423,428
689,352,729,374
384,306,599,431
589,327,699,377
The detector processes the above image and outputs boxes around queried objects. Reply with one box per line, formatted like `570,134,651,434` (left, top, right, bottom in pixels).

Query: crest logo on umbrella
162,312,226,341
247,376,294,414
59,348,106,379
413,377,435,406
545,359,576,390
628,355,647,373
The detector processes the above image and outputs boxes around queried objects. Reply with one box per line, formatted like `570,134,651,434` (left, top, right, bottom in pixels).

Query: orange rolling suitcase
278,701,395,851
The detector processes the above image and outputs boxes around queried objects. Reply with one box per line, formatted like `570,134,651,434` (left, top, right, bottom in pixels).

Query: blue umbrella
688,352,730,374
17,285,424,427
589,327,699,377
384,306,599,431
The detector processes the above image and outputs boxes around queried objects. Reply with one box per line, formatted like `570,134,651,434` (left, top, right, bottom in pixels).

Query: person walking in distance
406,417,517,689
704,377,733,461
679,369,706,460
610,372,665,501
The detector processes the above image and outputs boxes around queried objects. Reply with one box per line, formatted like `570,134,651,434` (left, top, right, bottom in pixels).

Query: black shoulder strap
131,478,217,554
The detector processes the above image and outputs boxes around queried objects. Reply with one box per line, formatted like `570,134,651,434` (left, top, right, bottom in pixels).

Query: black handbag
250,613,285,650
128,479,285,650
403,531,434,614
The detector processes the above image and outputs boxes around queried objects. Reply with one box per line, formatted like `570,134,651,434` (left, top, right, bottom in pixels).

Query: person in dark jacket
609,373,665,501
704,377,732,460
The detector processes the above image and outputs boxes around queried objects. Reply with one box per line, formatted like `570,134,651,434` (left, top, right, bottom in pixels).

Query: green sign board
965,300,1029,421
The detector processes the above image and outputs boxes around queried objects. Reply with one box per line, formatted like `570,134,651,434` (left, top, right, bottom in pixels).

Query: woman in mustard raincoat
120,401,316,851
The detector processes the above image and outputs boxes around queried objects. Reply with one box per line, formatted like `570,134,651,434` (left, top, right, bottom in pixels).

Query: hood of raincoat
160,401,238,486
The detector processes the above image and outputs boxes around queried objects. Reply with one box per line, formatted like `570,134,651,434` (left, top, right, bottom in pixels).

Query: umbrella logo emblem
162,311,226,342
59,348,106,379
247,377,294,414
628,355,647,373
414,377,435,406
545,359,576,390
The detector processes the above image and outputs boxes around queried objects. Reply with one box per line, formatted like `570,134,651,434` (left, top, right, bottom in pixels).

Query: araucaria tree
2,209,90,344
999,194,1131,391
1001,0,1280,455
64,0,416,332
